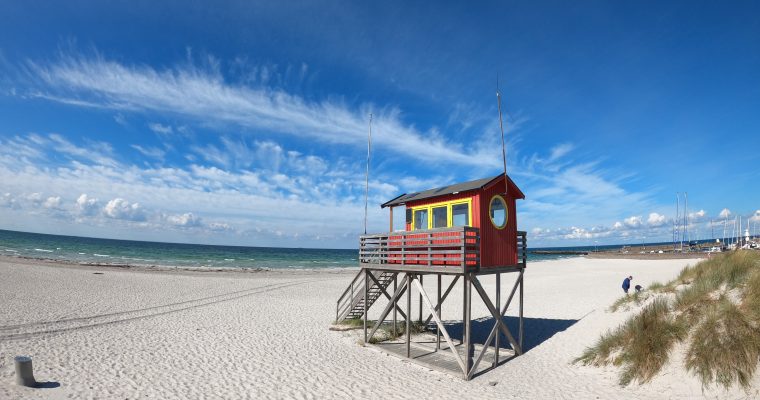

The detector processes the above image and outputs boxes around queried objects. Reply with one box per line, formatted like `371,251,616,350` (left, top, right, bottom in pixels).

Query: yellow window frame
410,198,473,230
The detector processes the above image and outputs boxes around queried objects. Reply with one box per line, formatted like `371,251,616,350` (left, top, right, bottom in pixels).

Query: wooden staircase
336,269,397,322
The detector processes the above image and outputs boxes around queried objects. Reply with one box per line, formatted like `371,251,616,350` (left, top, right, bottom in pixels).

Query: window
410,199,471,230
414,209,428,230
452,203,469,226
489,195,508,229
432,206,448,228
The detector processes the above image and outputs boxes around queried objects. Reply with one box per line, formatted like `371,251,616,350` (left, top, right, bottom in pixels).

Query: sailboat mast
684,192,689,248
677,193,682,252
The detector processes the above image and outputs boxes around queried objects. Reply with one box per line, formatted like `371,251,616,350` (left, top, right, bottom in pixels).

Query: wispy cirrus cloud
19,52,501,168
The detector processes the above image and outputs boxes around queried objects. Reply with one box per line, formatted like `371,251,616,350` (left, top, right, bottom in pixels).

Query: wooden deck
370,335,517,378
359,227,527,274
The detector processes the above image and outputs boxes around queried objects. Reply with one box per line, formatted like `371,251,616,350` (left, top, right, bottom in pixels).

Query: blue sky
1,1,759,248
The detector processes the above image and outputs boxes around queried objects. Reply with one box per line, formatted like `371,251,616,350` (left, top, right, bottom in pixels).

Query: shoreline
0,253,360,276
0,250,710,276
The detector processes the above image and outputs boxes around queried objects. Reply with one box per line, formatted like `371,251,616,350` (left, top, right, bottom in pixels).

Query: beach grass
609,290,649,312
685,297,760,389
577,250,760,389
576,298,686,385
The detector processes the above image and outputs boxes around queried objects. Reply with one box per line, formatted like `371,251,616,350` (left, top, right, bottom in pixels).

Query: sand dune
1,256,757,399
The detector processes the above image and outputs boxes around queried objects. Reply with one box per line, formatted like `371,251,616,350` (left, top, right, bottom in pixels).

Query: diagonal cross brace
422,275,461,326
366,270,407,320
466,273,522,379
472,274,522,353
465,274,524,379
366,274,409,342
413,278,467,375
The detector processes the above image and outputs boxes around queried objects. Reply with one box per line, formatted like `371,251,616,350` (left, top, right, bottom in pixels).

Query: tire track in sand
0,280,310,341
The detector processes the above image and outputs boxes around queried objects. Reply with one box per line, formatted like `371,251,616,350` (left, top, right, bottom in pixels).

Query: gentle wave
34,248,54,253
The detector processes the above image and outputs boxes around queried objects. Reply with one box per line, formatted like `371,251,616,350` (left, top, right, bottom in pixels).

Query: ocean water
0,229,358,270
0,229,596,270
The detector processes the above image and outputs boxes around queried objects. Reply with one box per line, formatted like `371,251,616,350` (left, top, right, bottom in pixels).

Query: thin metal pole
497,77,509,195
406,273,412,358
363,114,372,235
437,274,442,350
393,274,397,336
363,269,368,343
494,273,501,366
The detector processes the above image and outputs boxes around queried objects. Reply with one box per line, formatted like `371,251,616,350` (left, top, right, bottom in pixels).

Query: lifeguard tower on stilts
335,174,527,380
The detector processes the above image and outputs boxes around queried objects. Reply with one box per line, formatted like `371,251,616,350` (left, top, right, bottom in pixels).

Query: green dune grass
575,251,760,389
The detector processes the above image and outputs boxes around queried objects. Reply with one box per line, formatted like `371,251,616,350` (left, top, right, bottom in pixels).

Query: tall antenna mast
496,75,508,194
363,113,373,235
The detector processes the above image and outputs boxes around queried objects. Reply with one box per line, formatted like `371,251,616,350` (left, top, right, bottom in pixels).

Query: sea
0,229,714,270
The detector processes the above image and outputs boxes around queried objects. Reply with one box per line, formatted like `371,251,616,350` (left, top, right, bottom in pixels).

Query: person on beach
622,275,633,294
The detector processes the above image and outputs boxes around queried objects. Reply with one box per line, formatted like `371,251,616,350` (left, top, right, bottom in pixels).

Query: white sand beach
1,256,758,399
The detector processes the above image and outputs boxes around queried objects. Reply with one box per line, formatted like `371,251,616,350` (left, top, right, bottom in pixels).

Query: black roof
381,175,522,208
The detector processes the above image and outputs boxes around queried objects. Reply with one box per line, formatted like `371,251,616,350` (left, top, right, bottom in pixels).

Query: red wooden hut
380,174,525,270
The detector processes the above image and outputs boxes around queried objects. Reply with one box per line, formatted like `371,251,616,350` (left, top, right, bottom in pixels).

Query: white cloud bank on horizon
0,132,397,246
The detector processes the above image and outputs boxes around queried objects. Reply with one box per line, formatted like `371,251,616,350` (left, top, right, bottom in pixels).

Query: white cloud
719,208,732,218
547,143,574,162
76,194,100,216
148,123,173,135
0,193,19,209
24,53,497,167
114,113,127,125
689,209,706,221
26,192,42,204
131,144,166,160
43,196,62,209
647,212,666,227
751,210,760,223
624,216,642,229
165,212,202,227
104,198,145,221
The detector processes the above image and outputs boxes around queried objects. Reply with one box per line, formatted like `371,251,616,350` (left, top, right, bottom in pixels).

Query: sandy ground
1,256,758,399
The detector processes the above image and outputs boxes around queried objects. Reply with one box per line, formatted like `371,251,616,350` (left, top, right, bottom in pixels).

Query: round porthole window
489,195,508,229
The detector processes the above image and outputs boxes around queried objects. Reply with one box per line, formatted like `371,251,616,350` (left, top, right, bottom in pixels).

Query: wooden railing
517,230,527,266
360,226,481,272
359,228,528,272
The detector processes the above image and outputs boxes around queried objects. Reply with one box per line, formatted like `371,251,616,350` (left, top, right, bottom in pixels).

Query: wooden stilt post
406,273,412,358
393,274,397,336
436,273,441,350
465,273,473,379
494,273,501,367
363,269,368,343
418,275,423,323
461,275,466,345
519,268,524,350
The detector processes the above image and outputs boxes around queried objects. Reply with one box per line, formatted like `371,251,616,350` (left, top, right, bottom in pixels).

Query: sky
1,1,759,248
